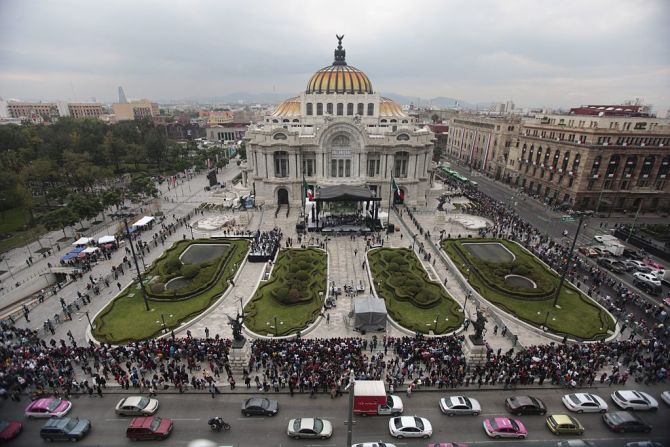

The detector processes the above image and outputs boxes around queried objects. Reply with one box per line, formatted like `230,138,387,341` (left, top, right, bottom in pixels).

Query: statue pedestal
464,335,487,367
229,338,250,366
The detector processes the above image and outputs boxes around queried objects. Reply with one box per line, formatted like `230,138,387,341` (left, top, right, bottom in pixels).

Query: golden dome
271,96,301,117
306,35,373,94
380,97,407,117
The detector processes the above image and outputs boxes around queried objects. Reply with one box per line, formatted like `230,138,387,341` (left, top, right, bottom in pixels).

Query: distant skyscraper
118,86,128,104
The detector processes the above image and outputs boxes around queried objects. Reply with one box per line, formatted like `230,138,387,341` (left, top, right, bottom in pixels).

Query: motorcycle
207,417,231,432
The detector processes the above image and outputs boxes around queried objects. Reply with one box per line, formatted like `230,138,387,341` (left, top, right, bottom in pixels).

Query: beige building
6,101,60,122
507,107,670,211
112,99,159,121
244,37,433,208
66,103,104,119
445,114,521,180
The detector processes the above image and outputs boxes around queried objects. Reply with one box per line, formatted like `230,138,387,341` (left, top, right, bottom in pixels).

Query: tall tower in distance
117,86,128,104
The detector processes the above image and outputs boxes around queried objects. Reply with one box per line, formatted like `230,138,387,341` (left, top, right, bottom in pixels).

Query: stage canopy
315,185,380,202
353,296,387,332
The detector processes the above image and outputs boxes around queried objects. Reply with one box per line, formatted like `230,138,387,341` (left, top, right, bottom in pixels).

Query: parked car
646,260,665,270
622,249,644,260
0,421,22,442
482,417,527,439
115,396,159,416
427,444,469,447
439,396,481,416
611,390,659,411
625,442,665,447
242,397,279,416
25,397,72,418
597,257,626,273
287,418,332,440
602,411,651,433
505,396,547,415
578,247,600,258
39,417,90,442
388,416,432,439
624,259,651,272
557,441,595,447
126,416,173,441
546,414,584,435
352,443,397,447
561,393,608,413
632,272,662,294
661,391,670,406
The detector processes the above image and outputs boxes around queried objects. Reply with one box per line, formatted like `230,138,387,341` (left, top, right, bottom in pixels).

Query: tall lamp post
124,219,150,311
552,211,591,308
346,369,356,447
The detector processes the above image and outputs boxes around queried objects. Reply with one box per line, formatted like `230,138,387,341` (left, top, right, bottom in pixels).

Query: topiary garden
442,238,616,340
243,248,327,336
368,248,463,334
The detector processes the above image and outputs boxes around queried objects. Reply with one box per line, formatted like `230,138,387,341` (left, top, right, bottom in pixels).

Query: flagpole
387,173,393,226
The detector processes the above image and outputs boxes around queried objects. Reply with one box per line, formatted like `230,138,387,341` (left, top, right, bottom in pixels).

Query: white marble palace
244,36,434,208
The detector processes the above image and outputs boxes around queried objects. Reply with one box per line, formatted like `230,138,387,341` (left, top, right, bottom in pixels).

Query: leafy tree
128,175,158,198
41,207,77,238
431,114,440,123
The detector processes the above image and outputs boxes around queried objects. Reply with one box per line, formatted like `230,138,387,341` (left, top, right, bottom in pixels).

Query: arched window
535,147,542,164
347,103,354,116
306,103,313,116
336,103,343,116
639,155,655,178
396,134,410,141
656,156,669,179
273,133,287,140
394,151,410,178
367,103,374,116
273,151,289,178
552,149,560,168
605,154,620,177
590,155,601,176
571,153,581,172
623,155,637,177
316,103,323,115
357,103,364,116
561,152,570,171
327,103,333,115
528,146,534,163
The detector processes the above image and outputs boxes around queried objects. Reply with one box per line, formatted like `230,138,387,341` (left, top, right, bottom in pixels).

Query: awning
315,185,380,202
61,247,85,261
132,216,155,227
82,247,100,254
98,235,116,244
72,237,93,246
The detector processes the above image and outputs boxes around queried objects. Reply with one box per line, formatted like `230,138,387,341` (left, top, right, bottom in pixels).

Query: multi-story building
112,99,159,121
206,123,247,143
508,105,670,211
445,114,521,180
244,37,433,207
65,102,104,119
199,110,234,125
6,101,60,122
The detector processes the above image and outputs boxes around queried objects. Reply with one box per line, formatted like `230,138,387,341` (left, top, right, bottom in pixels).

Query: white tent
72,237,93,246
82,247,100,254
132,216,155,227
98,235,116,244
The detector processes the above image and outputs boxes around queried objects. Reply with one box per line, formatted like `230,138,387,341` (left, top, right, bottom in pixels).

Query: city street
1,386,668,446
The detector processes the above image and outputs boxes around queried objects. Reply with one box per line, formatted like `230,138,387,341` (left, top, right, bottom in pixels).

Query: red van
126,416,173,441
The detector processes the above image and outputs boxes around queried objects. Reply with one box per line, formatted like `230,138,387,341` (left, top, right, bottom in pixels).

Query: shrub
163,258,182,275
151,282,166,293
294,271,310,282
180,264,200,279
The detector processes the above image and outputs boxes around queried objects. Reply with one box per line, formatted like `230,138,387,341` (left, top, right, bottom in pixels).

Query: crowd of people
249,228,282,259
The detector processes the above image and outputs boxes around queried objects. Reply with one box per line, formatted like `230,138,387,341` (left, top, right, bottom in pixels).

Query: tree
41,207,77,238
237,141,247,160
20,157,60,208
431,114,440,123
69,194,102,228
101,130,126,172
433,146,444,161
128,175,158,198
144,128,167,169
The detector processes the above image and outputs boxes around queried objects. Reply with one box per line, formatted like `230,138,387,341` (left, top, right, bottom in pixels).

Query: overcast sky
1,0,669,112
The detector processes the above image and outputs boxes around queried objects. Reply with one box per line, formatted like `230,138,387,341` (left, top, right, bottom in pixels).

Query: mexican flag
392,177,400,195
303,176,314,201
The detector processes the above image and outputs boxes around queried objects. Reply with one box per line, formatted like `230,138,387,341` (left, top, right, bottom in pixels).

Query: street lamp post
346,369,356,447
433,313,440,333
187,224,194,240
124,219,150,311
156,313,173,334
552,211,590,308
78,311,93,330
626,199,643,243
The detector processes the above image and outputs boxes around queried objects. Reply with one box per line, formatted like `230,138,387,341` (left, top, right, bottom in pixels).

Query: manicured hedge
244,248,327,336
443,238,615,340
368,248,463,334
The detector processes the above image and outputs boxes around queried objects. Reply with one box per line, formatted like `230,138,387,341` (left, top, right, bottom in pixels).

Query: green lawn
0,207,48,254
92,239,249,344
0,207,30,233
442,238,615,340
368,248,463,334
244,248,327,336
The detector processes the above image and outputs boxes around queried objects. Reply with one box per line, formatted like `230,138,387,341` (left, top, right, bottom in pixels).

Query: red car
126,416,173,441
483,417,528,439
0,421,22,442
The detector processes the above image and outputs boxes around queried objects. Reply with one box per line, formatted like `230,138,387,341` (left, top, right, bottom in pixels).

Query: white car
115,396,159,416
352,443,397,447
287,418,333,440
611,390,659,411
633,272,661,286
662,391,670,406
439,395,481,415
561,393,608,413
388,416,432,439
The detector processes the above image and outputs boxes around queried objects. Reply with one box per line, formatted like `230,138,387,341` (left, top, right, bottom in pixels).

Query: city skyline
1,0,669,112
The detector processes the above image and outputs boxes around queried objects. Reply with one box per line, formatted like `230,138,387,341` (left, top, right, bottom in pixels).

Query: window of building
587,180,595,191
394,151,409,178
620,180,630,190
327,103,333,115
603,179,613,189
561,152,570,171
367,154,381,177
306,103,313,116
571,153,581,173
568,177,574,187
552,149,560,168
337,103,343,116
656,156,670,181
605,154,620,178
302,152,316,177
637,156,655,185
367,103,374,116
347,103,354,116
535,148,542,165
345,159,351,177
273,151,289,178
623,155,637,177
357,103,364,116
317,103,323,115
590,155,601,176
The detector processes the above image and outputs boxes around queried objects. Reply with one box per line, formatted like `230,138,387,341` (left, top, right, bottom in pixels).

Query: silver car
439,395,481,416
287,418,332,439
115,396,159,416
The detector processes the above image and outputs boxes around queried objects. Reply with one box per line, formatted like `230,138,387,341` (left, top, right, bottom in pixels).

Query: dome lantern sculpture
306,35,374,95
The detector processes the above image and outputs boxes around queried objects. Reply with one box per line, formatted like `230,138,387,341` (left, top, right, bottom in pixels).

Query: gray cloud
0,0,668,112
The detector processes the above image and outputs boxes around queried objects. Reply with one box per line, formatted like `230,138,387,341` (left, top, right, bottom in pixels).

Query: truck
353,380,403,416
